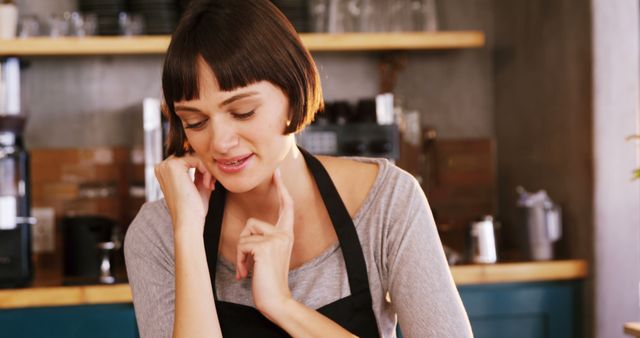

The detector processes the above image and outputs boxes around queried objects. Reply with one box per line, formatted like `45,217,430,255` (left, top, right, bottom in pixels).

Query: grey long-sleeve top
124,157,472,337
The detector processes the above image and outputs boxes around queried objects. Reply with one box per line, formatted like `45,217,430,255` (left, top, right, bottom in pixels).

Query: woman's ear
287,107,293,127
183,139,194,154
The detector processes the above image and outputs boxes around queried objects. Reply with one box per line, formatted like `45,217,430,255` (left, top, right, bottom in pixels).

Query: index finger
274,168,294,232
164,154,210,177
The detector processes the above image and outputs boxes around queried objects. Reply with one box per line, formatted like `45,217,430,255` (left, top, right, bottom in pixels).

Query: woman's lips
216,154,253,173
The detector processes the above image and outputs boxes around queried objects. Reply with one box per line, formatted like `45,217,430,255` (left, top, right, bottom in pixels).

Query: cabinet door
459,281,580,338
0,304,139,338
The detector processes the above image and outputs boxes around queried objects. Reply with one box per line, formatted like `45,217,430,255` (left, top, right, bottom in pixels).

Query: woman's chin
217,178,260,194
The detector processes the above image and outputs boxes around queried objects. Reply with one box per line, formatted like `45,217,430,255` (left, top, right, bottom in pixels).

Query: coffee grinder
0,57,34,287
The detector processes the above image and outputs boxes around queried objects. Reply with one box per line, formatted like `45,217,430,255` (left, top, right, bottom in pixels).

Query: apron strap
203,181,226,300
298,148,372,297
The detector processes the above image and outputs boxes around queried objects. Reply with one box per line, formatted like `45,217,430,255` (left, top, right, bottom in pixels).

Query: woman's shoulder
124,199,174,256
319,155,420,190
317,155,380,184
316,155,420,217
316,156,378,216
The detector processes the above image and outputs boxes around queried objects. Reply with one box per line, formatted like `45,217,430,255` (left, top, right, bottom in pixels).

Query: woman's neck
225,145,316,225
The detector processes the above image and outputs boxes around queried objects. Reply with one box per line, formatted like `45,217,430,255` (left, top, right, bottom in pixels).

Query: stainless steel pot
516,186,562,260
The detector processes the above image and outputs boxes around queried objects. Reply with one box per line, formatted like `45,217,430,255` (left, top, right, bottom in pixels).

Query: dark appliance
296,96,400,160
62,215,120,285
0,57,34,288
296,123,400,160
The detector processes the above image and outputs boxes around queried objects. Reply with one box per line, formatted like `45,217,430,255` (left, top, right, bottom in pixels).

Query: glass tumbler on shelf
358,0,374,32
47,13,69,37
343,0,363,32
410,0,438,31
309,0,329,32
18,15,41,38
373,0,390,32
118,12,145,36
326,0,345,33
69,12,98,37
389,0,412,32
327,0,365,33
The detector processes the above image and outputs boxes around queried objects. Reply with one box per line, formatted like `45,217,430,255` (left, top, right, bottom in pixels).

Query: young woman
124,0,472,337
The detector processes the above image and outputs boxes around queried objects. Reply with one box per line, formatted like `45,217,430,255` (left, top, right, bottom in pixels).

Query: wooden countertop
0,284,132,309
0,259,587,309
625,322,640,337
452,259,588,285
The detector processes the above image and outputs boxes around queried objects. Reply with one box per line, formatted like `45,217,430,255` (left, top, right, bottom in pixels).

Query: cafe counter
0,259,587,309
0,260,587,338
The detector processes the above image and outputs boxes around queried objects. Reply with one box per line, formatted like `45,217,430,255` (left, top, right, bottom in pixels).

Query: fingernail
275,168,281,178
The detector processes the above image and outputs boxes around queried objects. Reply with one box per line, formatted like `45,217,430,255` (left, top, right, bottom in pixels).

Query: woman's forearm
266,298,358,338
173,225,222,338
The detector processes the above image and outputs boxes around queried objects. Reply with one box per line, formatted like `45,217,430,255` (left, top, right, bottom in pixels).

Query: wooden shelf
0,31,484,56
0,260,586,309
302,31,485,51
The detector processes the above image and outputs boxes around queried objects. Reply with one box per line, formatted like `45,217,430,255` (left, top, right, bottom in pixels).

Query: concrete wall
591,1,640,337
16,0,494,149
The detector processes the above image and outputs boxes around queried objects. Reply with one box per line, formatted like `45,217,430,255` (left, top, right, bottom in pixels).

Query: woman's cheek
186,132,210,153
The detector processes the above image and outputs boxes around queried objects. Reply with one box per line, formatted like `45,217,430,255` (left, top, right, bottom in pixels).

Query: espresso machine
0,57,34,287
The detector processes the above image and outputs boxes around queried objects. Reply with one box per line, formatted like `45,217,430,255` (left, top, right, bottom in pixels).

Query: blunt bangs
162,0,324,156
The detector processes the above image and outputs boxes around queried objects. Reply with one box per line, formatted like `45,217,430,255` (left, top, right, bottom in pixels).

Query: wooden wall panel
492,0,593,335
493,0,593,265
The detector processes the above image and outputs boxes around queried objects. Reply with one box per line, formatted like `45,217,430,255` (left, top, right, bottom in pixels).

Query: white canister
470,215,498,264
0,195,17,230
0,3,18,39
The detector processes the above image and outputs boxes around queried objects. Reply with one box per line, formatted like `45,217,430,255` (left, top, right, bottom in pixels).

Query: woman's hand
235,168,295,319
154,154,216,233
158,155,223,338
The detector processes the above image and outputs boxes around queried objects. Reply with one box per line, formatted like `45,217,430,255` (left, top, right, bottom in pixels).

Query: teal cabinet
459,281,582,338
2,282,581,338
0,304,139,338
397,281,581,338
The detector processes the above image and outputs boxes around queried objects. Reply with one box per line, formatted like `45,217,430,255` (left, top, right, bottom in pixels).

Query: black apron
203,148,381,337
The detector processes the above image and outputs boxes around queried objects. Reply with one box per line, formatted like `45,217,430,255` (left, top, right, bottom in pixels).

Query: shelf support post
378,52,408,93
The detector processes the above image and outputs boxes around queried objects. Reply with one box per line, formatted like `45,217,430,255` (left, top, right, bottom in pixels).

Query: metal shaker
516,186,562,260
469,215,498,264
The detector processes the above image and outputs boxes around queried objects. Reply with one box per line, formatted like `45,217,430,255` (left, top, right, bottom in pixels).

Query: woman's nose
209,121,239,154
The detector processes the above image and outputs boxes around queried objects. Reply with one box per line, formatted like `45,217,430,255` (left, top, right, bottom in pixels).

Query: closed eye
231,111,255,120
184,119,208,130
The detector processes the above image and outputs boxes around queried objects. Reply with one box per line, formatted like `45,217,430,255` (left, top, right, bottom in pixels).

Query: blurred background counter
0,260,587,338
0,259,587,309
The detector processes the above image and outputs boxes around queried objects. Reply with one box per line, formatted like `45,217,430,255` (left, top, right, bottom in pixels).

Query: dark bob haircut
162,0,324,156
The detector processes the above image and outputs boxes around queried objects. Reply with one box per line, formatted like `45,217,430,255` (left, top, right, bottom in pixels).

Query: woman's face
173,61,294,193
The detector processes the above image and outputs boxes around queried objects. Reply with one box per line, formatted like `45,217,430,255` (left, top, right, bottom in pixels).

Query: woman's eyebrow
220,91,259,107
174,91,259,113
174,105,201,113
